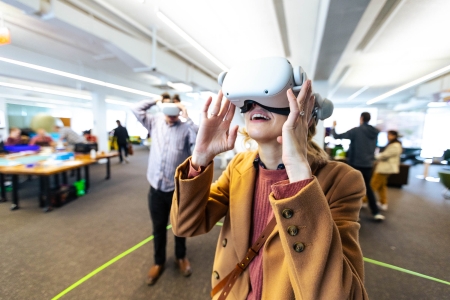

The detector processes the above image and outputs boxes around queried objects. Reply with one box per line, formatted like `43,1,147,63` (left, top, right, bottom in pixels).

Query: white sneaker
124,157,129,163
374,214,385,221
379,204,388,211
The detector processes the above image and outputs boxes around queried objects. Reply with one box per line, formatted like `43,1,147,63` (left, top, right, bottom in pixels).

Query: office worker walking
113,120,130,163
132,93,198,286
332,112,385,221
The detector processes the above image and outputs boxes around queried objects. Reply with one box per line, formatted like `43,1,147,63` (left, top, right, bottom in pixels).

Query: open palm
192,91,239,168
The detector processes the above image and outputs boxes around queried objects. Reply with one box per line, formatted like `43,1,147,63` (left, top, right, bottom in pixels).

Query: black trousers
352,166,380,216
117,142,128,162
148,186,186,265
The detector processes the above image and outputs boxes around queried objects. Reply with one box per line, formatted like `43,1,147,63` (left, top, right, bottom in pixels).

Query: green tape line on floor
51,225,173,300
363,257,450,286
52,222,450,299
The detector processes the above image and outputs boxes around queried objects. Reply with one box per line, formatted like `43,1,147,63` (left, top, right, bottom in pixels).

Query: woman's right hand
191,90,239,168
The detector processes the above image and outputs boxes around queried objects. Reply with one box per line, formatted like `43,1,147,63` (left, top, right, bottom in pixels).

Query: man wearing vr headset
132,92,198,286
170,57,368,300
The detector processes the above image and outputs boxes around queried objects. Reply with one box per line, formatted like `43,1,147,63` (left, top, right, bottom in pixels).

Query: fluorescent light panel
0,93,91,108
0,81,91,100
167,81,193,92
105,99,134,106
157,11,228,71
367,64,450,105
346,86,369,101
0,57,159,98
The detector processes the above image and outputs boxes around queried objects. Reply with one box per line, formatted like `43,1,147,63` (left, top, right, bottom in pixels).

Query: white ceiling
0,0,449,111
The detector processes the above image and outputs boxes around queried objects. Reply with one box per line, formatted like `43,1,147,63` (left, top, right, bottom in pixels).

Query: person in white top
371,130,402,211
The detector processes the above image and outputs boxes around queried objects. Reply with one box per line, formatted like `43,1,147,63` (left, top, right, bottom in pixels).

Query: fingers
202,96,213,119
223,101,236,123
285,89,300,128
227,125,239,150
210,90,224,117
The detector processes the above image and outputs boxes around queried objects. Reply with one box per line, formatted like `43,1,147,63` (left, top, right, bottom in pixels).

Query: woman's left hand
277,79,316,182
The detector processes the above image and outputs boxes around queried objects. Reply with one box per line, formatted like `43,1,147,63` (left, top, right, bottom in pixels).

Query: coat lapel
230,151,257,260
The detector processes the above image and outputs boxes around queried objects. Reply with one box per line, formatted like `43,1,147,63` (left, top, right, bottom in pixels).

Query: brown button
293,242,305,253
222,238,227,247
287,226,298,236
213,271,220,280
282,208,294,219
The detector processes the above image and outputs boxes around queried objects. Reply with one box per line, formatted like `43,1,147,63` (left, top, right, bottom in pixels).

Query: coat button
282,208,294,219
213,271,220,280
287,226,298,236
293,242,305,253
222,238,227,247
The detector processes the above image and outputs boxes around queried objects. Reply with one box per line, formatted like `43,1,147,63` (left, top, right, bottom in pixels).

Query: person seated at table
55,124,86,146
5,128,23,146
29,129,55,147
83,129,97,143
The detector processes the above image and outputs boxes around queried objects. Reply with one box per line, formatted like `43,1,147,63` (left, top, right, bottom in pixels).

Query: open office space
0,0,449,299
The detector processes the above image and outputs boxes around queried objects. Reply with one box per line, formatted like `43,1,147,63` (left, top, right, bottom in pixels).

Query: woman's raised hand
191,91,239,168
278,80,316,182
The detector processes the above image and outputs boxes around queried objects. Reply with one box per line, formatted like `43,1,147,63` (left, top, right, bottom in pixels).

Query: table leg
76,168,81,181
62,172,68,185
43,176,53,213
54,174,60,189
10,175,19,210
106,158,111,180
84,165,90,193
39,176,45,208
0,173,7,202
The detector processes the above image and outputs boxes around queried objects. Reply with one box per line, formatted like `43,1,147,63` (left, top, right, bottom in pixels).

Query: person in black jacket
331,112,385,221
114,120,130,163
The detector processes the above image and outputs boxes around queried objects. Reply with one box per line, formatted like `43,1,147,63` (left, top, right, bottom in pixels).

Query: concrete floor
0,147,449,299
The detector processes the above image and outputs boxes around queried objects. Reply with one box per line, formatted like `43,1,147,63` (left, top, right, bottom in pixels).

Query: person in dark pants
132,93,198,286
332,112,385,221
113,120,130,163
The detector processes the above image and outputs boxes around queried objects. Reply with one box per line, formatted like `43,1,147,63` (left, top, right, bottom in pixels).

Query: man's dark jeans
148,186,186,265
352,166,380,216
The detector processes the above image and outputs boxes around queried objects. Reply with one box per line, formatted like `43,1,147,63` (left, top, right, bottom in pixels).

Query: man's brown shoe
146,264,164,286
177,258,192,277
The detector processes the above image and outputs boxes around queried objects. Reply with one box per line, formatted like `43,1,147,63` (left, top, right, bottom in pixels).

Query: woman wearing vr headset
170,79,368,299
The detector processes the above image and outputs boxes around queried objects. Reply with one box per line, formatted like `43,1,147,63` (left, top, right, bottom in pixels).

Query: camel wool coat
171,151,369,300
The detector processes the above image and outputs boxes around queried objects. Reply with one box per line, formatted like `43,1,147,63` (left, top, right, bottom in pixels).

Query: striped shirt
132,100,198,192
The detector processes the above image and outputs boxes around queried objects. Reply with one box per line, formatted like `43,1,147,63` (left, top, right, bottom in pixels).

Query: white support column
92,92,108,152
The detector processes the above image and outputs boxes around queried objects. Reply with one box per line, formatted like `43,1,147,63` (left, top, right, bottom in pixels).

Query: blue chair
438,171,450,199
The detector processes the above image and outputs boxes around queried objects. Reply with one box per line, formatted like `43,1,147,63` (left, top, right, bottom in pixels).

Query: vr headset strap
210,217,277,299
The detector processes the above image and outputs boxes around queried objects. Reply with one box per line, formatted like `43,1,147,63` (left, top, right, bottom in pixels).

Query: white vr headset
158,103,181,116
218,57,333,122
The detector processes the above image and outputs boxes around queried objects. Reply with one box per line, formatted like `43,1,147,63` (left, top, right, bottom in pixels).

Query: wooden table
0,160,94,212
0,152,118,212
75,152,119,180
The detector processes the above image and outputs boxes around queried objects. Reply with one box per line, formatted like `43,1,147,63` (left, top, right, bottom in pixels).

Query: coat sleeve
376,143,402,161
331,127,355,140
170,156,233,237
269,167,368,300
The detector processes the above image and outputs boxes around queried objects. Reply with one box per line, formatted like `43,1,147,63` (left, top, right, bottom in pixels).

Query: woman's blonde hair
240,121,329,169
